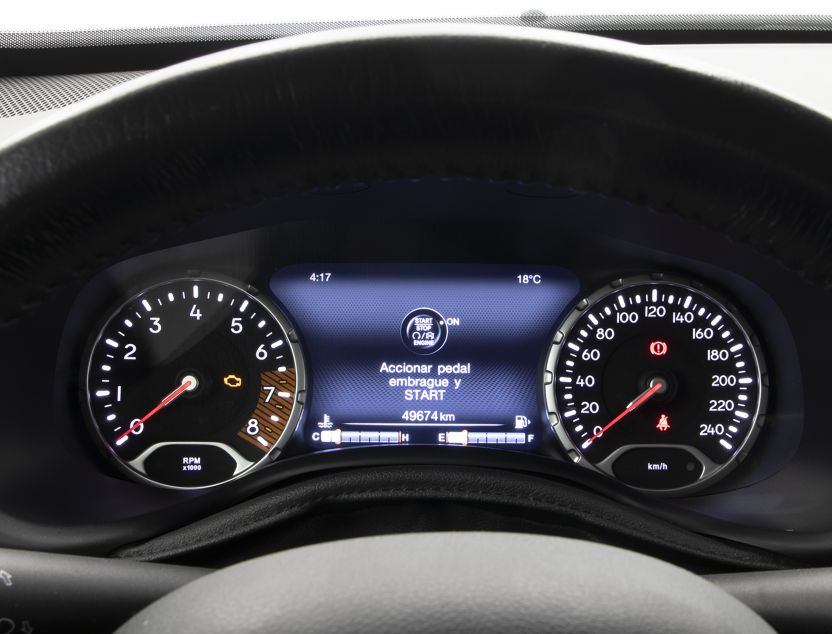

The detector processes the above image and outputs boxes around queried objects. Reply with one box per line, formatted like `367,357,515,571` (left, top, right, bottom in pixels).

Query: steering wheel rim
0,24,821,630
116,532,773,633
1,24,832,328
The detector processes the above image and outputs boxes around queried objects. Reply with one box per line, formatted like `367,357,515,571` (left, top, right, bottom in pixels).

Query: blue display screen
270,264,579,450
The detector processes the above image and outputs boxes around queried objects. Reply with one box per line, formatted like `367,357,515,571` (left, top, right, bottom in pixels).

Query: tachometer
544,274,767,494
83,277,305,489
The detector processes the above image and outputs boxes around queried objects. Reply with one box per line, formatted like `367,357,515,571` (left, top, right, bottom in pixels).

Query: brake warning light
649,340,668,356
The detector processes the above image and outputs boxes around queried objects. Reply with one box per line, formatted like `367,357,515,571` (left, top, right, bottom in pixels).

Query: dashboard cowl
112,465,795,573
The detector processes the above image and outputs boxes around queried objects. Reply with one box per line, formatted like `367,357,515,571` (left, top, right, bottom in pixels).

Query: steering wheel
3,23,827,631
118,533,771,633
1,24,831,322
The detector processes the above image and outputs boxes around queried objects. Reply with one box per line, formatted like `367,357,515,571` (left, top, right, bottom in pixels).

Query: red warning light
656,414,671,432
649,340,669,356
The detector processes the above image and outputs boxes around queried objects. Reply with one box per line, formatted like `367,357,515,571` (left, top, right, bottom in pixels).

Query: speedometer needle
115,375,198,445
581,380,665,449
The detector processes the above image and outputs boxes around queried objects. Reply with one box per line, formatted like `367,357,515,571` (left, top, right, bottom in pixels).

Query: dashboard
81,259,768,496
2,176,812,553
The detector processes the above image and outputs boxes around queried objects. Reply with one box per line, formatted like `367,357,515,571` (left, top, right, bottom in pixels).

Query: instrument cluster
82,263,768,495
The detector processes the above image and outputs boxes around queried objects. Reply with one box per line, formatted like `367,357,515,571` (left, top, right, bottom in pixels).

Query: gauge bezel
81,275,307,491
543,273,768,496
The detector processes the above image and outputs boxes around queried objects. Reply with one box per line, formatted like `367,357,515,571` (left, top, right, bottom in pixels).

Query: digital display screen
270,264,579,450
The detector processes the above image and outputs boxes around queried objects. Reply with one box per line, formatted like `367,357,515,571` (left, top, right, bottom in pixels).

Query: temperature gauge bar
318,429,409,445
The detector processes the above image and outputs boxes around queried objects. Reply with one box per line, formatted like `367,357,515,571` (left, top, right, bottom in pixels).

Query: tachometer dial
83,277,305,489
544,275,767,494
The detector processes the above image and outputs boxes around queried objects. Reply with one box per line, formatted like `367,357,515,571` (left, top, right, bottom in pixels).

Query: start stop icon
401,308,448,355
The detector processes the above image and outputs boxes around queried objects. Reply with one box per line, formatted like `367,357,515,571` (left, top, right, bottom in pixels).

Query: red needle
581,380,665,449
115,376,197,445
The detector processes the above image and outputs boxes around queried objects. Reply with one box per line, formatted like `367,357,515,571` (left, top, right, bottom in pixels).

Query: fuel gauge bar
441,430,530,446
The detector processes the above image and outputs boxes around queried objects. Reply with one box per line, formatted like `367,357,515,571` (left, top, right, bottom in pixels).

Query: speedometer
543,274,767,494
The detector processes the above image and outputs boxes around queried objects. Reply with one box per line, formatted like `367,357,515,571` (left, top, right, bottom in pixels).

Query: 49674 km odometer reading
544,275,767,494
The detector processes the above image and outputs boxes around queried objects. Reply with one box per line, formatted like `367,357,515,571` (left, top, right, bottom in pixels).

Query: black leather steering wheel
1,23,828,631
1,24,832,327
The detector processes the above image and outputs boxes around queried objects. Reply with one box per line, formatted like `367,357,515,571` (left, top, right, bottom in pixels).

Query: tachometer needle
115,375,198,445
581,380,665,449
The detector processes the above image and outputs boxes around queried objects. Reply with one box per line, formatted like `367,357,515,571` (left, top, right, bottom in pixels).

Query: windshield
4,0,832,31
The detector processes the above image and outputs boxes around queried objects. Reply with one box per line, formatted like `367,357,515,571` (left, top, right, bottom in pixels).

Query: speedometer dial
84,277,305,489
544,275,767,494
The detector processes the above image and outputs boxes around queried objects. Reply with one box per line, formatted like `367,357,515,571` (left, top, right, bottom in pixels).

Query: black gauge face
84,278,305,489
544,276,767,494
